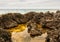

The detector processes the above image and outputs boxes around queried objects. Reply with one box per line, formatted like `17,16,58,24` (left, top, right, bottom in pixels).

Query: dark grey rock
0,28,12,42
24,12,38,23
1,14,18,29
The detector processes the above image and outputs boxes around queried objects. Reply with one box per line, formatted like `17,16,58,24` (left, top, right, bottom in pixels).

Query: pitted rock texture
0,10,60,42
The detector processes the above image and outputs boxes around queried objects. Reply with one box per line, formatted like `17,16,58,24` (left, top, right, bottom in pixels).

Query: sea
0,9,59,15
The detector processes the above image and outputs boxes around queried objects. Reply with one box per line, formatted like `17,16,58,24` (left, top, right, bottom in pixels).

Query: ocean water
0,9,58,15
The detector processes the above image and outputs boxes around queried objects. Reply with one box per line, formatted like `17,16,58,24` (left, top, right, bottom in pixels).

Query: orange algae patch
7,24,27,32
6,23,47,33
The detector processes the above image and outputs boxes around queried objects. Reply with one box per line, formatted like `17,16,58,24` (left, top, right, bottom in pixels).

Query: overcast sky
0,0,60,9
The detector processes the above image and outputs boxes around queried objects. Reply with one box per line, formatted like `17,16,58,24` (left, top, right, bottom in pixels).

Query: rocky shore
0,10,60,42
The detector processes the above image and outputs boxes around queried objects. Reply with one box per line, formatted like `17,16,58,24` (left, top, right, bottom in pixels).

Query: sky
0,0,60,9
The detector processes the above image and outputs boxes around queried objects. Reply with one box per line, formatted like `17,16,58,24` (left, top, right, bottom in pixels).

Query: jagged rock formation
0,10,60,42
0,28,11,42
27,11,60,42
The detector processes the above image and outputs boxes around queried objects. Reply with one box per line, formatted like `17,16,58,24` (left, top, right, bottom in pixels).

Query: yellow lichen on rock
7,24,27,32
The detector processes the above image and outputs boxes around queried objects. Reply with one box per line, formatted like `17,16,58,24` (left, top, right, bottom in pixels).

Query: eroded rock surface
0,29,11,42
0,11,60,42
